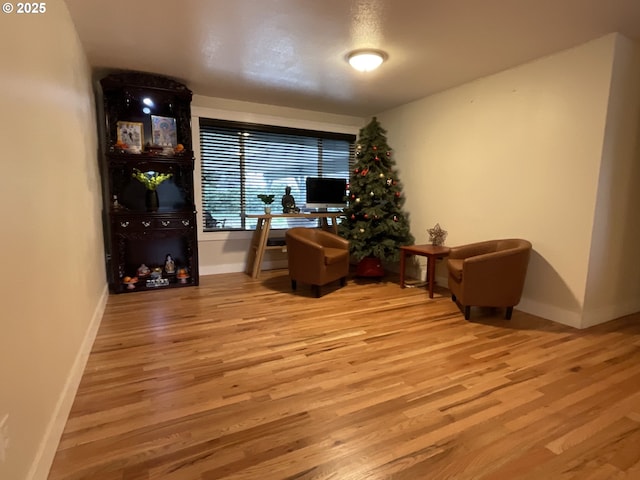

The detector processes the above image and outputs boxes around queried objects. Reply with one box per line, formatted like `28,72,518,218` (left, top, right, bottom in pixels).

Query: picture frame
151,115,178,147
116,121,144,152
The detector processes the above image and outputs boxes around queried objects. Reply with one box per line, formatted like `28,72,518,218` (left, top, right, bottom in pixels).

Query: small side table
400,244,451,298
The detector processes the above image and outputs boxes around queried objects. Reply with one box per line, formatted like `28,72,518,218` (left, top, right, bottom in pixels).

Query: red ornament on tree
374,156,380,161
354,168,359,174
351,214,356,220
373,146,377,151
364,214,369,219
395,191,401,197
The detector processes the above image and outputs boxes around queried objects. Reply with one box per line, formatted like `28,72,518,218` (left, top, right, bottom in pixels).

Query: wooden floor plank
48,270,640,479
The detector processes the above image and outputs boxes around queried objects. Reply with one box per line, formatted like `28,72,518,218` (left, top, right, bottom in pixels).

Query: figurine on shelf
137,264,151,277
177,268,189,284
164,254,176,274
281,186,300,213
122,276,138,290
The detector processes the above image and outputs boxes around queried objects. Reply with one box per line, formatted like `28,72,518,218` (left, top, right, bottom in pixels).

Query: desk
400,244,451,298
245,212,342,278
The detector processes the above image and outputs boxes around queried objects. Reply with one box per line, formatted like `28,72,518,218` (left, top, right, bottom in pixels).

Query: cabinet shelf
119,276,195,293
106,151,194,164
111,210,196,218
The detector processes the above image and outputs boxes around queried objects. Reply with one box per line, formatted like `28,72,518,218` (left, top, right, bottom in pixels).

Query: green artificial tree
339,117,414,275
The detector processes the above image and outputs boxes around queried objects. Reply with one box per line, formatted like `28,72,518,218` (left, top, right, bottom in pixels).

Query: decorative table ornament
428,223,448,246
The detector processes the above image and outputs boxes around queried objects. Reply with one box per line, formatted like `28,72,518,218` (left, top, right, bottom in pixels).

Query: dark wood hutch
97,72,199,293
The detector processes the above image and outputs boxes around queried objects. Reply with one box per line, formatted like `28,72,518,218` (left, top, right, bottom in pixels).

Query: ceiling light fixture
347,49,387,72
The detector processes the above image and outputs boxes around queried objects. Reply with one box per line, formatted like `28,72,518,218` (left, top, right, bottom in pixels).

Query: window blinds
200,119,355,231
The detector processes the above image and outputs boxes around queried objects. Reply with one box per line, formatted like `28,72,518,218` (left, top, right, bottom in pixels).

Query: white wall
0,1,107,478
583,35,640,327
377,34,621,328
192,96,363,275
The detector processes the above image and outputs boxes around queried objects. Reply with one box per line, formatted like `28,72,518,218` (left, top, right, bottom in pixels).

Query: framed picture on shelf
151,115,178,147
116,121,144,152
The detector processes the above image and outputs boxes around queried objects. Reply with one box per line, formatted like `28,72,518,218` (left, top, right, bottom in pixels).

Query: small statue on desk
282,186,300,213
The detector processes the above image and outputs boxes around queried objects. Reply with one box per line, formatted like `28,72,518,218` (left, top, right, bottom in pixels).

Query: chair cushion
447,258,463,282
324,248,349,265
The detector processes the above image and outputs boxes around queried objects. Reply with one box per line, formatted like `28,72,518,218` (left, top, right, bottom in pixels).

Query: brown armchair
285,227,349,297
447,239,532,320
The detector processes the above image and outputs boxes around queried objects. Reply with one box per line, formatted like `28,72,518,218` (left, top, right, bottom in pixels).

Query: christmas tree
339,117,414,268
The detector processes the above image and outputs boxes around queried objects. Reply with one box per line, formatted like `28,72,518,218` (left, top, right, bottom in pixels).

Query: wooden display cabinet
97,72,199,293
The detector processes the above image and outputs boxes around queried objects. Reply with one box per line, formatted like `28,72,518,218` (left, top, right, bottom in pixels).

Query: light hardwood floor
48,270,640,479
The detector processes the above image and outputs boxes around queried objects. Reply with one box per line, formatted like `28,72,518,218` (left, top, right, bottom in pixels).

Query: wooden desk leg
251,217,271,279
427,254,436,298
320,217,339,234
400,250,407,288
246,218,262,276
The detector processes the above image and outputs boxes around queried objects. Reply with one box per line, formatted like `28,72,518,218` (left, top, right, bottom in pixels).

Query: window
200,119,355,231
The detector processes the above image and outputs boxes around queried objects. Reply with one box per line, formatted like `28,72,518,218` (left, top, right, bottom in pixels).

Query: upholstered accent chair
285,227,349,297
447,239,532,320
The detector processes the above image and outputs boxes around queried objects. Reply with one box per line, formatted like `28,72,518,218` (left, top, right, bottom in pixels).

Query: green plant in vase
132,168,173,212
257,194,275,214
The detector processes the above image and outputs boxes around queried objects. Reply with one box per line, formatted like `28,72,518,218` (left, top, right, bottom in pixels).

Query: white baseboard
199,262,246,276
581,300,640,329
28,283,109,480
517,297,583,329
199,259,288,277
519,296,640,329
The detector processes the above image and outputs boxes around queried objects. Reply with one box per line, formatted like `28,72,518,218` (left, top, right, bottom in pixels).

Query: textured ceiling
64,0,640,117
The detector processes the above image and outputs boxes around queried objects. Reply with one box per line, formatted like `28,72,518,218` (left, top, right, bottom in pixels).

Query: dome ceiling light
347,49,387,72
